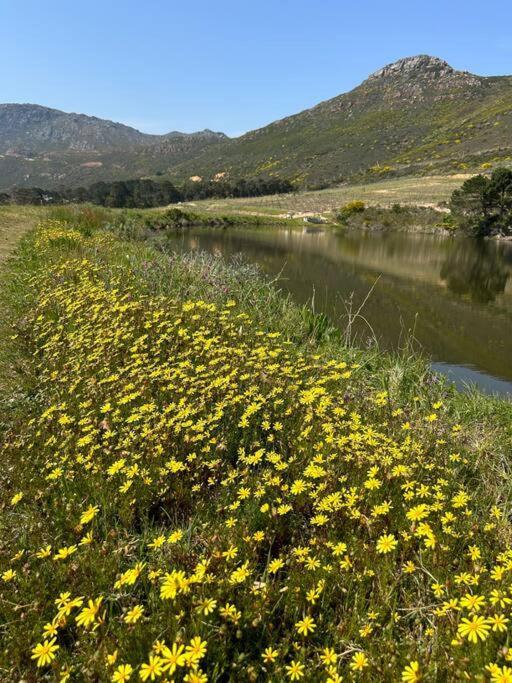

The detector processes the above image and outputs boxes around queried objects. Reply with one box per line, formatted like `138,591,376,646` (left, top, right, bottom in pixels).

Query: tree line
0,176,295,208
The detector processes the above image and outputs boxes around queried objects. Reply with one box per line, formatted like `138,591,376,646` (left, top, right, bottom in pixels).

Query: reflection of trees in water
440,240,510,303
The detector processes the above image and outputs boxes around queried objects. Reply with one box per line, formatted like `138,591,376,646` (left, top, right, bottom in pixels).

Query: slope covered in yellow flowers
1,214,512,682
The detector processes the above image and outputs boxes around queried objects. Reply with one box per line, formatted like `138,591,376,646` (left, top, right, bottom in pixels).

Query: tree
484,167,512,233
7,175,295,210
450,169,512,236
450,175,490,235
158,180,182,205
11,187,45,205
88,182,111,206
105,182,130,208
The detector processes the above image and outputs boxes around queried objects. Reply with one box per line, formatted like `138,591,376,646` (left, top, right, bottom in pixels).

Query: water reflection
440,239,510,303
163,227,512,394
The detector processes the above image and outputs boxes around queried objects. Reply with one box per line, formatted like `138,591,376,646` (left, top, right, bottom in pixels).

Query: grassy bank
1,211,511,681
107,206,308,233
53,202,448,236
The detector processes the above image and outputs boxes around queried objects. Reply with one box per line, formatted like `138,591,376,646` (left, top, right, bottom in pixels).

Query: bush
336,200,366,223
437,213,458,231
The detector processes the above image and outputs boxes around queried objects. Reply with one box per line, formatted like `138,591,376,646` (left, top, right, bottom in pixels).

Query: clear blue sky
1,0,511,137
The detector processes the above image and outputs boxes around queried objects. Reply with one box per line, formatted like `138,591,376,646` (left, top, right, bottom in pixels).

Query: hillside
168,55,512,187
2,55,512,191
0,104,227,190
0,103,156,153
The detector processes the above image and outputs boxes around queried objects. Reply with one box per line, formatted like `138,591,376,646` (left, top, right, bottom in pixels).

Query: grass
179,175,469,217
0,205,45,262
0,208,512,681
101,206,308,235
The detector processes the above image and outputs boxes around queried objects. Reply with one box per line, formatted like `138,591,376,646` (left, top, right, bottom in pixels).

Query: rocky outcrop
364,55,483,100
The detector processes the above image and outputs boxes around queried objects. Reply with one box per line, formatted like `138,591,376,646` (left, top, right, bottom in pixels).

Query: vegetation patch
0,213,511,681
336,203,446,233
450,168,512,236
5,176,295,209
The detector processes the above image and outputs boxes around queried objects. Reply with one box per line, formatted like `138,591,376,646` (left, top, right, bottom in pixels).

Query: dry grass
179,175,470,217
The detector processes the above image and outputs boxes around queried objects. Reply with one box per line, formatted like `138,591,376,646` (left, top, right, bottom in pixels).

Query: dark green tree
11,187,45,205
105,182,130,208
484,167,512,233
9,175,294,209
450,168,512,236
88,182,111,206
449,175,490,235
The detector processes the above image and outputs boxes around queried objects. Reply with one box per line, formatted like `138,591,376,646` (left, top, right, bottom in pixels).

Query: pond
164,226,512,397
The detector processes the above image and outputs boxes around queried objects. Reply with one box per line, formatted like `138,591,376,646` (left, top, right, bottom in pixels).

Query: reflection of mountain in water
440,240,510,303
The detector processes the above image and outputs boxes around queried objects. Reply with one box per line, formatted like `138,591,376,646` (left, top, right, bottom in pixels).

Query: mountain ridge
2,55,512,190
165,54,512,187
0,103,228,189
0,102,227,154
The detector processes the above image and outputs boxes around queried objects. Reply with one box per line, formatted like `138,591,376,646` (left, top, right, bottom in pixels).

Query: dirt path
0,206,44,262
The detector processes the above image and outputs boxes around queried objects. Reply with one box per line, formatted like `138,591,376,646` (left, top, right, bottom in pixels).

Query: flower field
1,217,512,681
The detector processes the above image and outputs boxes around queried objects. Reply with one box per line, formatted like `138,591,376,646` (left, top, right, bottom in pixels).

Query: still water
164,226,512,396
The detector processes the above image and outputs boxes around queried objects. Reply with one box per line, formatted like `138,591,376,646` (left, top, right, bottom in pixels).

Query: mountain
0,104,227,189
166,55,512,187
2,56,512,191
0,103,156,153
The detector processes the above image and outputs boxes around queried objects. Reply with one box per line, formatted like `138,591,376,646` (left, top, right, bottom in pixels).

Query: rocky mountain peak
361,54,482,101
367,55,455,80
365,54,483,90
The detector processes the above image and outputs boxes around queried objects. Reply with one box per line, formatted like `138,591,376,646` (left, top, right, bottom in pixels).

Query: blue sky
1,0,512,137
